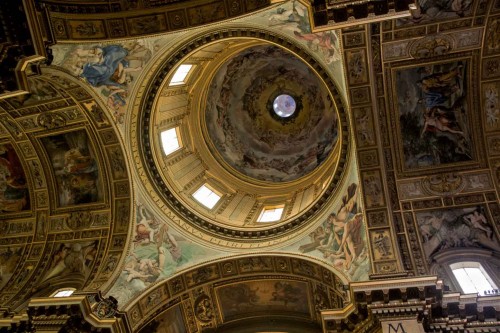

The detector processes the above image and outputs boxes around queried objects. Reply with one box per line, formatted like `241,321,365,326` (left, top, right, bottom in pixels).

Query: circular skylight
273,94,296,118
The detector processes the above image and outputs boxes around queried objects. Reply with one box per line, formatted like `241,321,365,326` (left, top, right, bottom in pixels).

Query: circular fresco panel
205,45,338,183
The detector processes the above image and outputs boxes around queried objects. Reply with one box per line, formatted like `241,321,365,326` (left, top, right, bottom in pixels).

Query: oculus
273,94,296,118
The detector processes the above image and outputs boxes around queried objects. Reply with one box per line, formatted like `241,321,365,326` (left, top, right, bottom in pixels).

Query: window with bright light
169,64,193,86
451,262,498,295
193,184,221,209
161,127,181,155
257,205,284,222
51,288,75,297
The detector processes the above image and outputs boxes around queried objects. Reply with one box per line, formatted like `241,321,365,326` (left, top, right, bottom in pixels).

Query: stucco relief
398,181,425,200
483,81,500,131
416,206,500,262
397,0,475,26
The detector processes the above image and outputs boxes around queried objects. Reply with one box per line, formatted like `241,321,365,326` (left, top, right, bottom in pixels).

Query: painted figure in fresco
0,144,29,212
155,224,182,269
134,204,160,244
112,203,195,305
417,65,463,110
418,64,467,137
421,106,464,137
124,253,160,283
267,0,339,66
62,41,151,123
398,60,471,168
373,232,392,258
294,31,339,64
268,0,309,33
317,183,365,270
42,131,100,206
464,208,493,239
220,283,260,312
271,281,301,306
43,242,98,281
409,0,473,23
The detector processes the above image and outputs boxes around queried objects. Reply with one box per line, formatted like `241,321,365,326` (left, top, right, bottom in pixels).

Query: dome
204,45,338,183
139,29,349,244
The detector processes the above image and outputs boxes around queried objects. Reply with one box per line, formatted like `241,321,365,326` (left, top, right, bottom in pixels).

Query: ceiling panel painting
483,81,500,132
0,246,24,291
41,241,99,283
392,58,474,171
4,78,62,109
216,279,311,322
39,130,103,207
0,143,30,213
137,303,187,333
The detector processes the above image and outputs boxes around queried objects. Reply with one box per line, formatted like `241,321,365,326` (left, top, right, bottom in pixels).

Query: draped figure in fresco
0,145,29,212
72,42,150,117
417,64,462,111
318,183,365,270
80,45,139,88
155,224,183,270
418,64,465,138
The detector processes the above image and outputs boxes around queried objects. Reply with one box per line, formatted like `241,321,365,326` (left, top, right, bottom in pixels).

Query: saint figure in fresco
0,144,29,212
316,183,366,270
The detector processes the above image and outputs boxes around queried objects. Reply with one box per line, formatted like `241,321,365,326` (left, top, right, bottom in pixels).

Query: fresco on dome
394,60,472,170
137,304,187,333
416,206,500,262
107,203,221,306
397,0,475,25
255,0,340,67
216,279,310,321
288,180,370,281
205,45,338,182
0,246,23,291
52,40,156,124
40,130,102,206
0,143,30,213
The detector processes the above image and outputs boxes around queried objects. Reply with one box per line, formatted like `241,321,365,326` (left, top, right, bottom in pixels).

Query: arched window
450,262,498,295
51,288,76,297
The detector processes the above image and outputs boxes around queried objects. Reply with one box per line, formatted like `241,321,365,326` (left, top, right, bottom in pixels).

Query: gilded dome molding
132,26,352,247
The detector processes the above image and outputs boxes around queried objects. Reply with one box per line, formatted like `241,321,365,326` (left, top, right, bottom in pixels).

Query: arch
430,248,500,294
0,67,136,311
125,254,350,332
